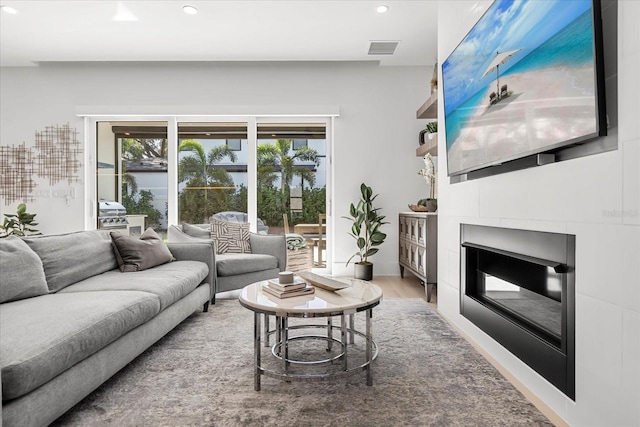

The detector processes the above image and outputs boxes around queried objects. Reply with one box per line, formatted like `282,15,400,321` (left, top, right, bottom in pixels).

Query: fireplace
460,224,575,399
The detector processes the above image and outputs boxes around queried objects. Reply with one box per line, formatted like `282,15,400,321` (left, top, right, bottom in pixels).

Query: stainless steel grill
98,201,129,230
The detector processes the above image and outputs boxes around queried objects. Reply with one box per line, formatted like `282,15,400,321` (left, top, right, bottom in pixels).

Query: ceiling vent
368,41,399,55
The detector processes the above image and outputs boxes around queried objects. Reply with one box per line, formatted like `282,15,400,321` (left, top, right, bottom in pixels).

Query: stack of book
262,277,315,299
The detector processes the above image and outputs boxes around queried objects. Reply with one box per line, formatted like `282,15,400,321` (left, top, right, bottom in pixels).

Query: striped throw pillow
210,217,251,254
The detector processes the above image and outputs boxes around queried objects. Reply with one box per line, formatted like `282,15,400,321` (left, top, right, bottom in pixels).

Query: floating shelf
416,92,438,119
416,132,438,156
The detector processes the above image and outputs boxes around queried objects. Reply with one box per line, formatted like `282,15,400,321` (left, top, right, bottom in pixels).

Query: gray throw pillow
210,217,251,254
182,223,210,239
110,228,175,272
0,236,49,303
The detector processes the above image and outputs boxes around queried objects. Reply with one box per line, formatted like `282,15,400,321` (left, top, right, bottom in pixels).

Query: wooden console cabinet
398,212,437,301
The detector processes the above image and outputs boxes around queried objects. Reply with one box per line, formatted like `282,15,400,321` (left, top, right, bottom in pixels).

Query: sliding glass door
96,121,168,236
93,116,331,269
256,122,327,267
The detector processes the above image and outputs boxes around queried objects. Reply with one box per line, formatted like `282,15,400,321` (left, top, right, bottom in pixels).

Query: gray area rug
52,298,552,426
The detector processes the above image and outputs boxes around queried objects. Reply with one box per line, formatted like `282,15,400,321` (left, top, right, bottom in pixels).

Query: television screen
442,0,606,177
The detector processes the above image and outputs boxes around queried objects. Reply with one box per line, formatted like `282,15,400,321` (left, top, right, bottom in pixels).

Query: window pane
256,123,327,266
97,122,168,236
177,122,248,225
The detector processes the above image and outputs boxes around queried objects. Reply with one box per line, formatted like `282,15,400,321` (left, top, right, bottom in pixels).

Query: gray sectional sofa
0,230,215,427
168,223,287,300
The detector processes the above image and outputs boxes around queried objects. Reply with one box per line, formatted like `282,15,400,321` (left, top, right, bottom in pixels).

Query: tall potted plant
343,183,388,280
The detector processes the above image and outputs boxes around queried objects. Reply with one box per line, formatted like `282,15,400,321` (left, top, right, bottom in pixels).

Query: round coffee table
239,278,383,391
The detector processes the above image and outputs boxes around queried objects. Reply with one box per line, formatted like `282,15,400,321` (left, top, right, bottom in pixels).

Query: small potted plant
417,154,437,212
419,120,438,146
343,183,388,280
0,203,41,238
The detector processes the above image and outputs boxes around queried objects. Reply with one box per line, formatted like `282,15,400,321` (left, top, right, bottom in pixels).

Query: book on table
262,282,315,299
267,277,307,292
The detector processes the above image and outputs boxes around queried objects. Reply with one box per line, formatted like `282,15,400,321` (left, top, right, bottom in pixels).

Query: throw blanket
286,233,308,250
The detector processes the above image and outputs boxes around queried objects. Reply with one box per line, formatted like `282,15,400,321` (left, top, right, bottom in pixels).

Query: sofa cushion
58,260,208,311
23,230,118,293
0,236,49,303
0,291,160,400
210,217,251,254
181,223,210,239
110,228,175,272
216,253,278,277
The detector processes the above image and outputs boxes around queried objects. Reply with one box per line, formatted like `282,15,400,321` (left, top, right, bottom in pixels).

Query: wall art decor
0,123,83,205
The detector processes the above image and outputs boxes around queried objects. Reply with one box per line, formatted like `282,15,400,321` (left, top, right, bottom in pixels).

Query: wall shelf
416,92,438,119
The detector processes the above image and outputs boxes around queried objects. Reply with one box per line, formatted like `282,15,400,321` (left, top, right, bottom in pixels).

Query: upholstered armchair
168,223,286,303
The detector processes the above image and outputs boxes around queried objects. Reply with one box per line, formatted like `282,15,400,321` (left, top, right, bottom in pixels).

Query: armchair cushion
181,222,210,239
216,253,278,276
210,217,251,254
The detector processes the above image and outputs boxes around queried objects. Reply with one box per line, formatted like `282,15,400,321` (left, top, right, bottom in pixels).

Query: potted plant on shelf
343,183,388,281
0,203,41,238
417,153,437,212
419,120,438,146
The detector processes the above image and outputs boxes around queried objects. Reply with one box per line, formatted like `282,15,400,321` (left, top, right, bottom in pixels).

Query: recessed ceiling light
183,5,198,15
1,6,18,14
376,5,389,14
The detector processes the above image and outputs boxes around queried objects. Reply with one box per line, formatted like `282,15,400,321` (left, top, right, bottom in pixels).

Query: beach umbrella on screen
482,49,520,99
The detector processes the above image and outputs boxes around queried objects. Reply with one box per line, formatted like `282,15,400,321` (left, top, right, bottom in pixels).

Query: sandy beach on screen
447,65,598,174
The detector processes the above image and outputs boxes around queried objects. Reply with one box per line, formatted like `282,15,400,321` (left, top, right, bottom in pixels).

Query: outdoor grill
98,201,129,230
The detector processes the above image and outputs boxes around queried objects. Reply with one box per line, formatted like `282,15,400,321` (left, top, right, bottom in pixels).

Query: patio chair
500,84,508,98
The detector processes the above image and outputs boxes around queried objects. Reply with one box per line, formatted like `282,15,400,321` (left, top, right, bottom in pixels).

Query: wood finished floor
220,274,437,310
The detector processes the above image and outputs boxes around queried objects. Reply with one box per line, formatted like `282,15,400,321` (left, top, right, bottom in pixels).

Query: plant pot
354,262,373,281
418,130,438,146
425,199,437,212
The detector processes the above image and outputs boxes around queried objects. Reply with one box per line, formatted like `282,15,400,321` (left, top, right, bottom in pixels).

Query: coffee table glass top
240,278,382,315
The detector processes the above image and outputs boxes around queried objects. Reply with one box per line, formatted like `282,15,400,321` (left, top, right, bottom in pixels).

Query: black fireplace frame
460,224,575,400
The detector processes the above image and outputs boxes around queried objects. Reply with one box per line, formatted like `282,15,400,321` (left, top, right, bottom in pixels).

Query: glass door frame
84,114,335,271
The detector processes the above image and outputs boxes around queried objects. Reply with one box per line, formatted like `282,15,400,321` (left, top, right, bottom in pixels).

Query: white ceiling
0,1,439,67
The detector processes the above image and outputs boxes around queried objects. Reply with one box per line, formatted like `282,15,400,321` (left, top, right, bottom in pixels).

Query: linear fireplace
460,224,575,399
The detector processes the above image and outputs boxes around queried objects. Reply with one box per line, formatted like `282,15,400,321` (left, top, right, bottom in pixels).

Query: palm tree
257,139,319,213
178,139,237,223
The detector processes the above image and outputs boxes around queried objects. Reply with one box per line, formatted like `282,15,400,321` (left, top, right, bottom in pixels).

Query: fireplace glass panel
480,273,562,341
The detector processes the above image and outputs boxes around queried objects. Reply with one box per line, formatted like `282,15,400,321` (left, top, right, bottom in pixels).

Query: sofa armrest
250,233,287,272
167,241,216,302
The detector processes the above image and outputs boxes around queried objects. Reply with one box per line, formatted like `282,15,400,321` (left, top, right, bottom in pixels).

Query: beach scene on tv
442,0,600,176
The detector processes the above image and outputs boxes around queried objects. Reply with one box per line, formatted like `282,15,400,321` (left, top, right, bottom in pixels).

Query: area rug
52,298,553,426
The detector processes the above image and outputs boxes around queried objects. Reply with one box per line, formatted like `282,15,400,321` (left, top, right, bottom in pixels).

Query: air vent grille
368,41,399,55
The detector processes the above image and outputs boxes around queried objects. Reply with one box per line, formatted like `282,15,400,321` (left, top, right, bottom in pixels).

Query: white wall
437,1,639,426
0,61,430,274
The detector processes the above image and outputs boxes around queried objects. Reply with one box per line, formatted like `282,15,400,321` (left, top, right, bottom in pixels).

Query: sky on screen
442,0,592,115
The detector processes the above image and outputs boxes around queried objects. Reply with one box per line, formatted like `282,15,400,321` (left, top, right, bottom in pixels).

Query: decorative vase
425,199,438,212
354,262,373,281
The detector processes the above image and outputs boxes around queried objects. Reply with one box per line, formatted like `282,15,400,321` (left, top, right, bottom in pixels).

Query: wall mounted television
442,0,607,177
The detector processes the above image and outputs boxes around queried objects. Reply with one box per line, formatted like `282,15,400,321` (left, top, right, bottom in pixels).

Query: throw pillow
110,228,175,272
210,216,251,254
0,236,49,303
181,222,210,239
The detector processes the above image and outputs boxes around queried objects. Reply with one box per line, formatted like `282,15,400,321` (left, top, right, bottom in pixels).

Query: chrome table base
253,310,378,391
